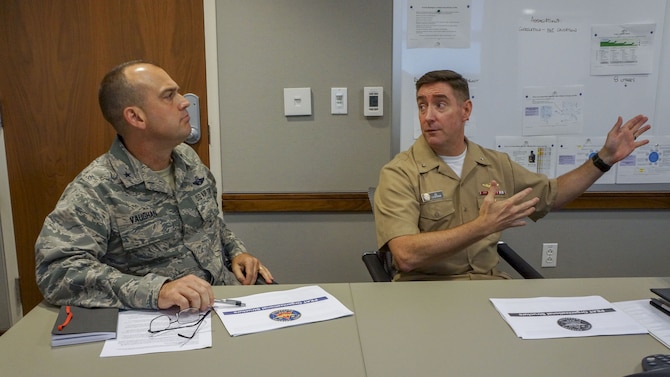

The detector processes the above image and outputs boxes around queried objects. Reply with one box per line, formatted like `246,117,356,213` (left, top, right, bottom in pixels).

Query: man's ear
461,99,473,121
123,106,147,130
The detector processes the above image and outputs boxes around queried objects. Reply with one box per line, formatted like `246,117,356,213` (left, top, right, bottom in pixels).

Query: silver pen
214,298,246,307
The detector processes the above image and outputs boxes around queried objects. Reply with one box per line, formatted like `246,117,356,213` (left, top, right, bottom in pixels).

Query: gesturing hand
599,114,651,165
478,180,539,233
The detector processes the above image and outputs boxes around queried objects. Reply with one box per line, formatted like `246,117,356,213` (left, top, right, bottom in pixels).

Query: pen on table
214,299,246,307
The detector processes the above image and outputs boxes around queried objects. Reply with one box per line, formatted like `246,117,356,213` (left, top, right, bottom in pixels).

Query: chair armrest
362,251,393,282
497,242,543,279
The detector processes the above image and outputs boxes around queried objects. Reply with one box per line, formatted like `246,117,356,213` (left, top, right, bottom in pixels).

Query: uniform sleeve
180,143,247,282
220,217,248,261
374,160,422,250
35,184,169,309
200,163,248,262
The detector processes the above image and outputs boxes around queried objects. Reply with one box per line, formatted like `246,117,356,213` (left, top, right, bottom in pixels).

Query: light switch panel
283,87,312,116
331,87,348,114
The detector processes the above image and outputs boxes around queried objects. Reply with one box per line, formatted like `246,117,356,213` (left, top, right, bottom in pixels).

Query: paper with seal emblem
490,296,647,339
213,285,354,336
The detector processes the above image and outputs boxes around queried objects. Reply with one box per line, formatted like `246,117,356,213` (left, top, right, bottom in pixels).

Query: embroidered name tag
421,191,444,202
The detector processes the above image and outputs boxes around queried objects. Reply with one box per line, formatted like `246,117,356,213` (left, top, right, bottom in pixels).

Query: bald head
98,60,159,131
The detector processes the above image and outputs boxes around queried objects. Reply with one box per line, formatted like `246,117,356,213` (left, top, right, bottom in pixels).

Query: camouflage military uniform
35,137,244,309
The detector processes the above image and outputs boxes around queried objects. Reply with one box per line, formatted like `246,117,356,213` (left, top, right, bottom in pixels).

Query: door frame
0,0,223,325
204,0,224,202
0,128,21,326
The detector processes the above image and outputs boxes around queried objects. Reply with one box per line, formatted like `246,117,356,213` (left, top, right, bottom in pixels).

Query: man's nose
177,94,190,110
424,105,436,120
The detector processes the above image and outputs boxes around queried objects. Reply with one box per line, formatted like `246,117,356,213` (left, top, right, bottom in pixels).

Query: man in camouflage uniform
35,61,274,311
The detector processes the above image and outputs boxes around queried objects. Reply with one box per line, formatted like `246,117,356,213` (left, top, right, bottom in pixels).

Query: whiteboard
392,0,670,189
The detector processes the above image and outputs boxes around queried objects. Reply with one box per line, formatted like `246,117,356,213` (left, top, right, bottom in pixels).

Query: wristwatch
591,153,612,173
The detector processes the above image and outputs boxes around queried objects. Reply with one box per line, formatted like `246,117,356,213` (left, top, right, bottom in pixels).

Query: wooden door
0,0,210,313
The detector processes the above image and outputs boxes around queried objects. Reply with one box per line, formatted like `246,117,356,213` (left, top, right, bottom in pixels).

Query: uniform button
434,212,440,217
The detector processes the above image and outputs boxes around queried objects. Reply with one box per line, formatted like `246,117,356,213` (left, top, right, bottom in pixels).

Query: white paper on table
614,299,670,349
490,296,648,339
100,309,212,357
214,285,354,336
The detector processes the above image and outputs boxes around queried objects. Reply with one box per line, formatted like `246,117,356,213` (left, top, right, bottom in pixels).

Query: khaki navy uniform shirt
374,136,558,281
35,137,244,309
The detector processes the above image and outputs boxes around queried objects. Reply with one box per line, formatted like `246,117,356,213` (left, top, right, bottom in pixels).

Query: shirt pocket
115,210,182,266
180,186,220,230
193,194,219,224
419,199,455,232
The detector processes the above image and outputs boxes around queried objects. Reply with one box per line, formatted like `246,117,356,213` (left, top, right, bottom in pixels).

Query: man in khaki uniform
374,70,651,281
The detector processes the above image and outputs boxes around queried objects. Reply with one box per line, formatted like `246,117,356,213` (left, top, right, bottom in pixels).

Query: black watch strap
591,153,612,173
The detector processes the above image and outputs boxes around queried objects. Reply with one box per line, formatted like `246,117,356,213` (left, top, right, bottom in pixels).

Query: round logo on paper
557,317,592,332
269,309,301,322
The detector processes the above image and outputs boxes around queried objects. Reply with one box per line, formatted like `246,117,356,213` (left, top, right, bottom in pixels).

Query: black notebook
51,306,119,347
651,288,670,302
650,289,670,317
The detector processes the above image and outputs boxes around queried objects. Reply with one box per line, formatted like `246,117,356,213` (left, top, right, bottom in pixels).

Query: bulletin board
393,0,670,191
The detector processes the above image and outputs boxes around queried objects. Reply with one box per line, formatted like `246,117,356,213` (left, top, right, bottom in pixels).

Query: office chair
362,242,543,282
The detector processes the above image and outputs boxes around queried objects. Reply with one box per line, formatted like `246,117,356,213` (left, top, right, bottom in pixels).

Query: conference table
2,277,670,376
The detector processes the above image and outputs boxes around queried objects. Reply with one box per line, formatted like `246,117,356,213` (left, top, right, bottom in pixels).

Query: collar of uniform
108,136,144,187
413,136,443,173
108,136,179,193
413,136,492,174
465,139,491,167
171,143,199,187
460,139,492,178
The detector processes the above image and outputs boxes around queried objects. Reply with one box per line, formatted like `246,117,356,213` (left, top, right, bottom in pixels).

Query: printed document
406,0,471,48
615,136,670,184
521,86,583,136
591,24,656,75
214,285,354,336
490,296,647,339
614,299,670,349
495,136,557,178
556,137,614,184
100,309,212,357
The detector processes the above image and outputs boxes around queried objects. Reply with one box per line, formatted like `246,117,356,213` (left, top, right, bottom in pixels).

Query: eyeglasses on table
148,307,212,339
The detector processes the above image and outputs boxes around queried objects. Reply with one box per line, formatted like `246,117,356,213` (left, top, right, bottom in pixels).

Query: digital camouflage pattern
35,137,244,309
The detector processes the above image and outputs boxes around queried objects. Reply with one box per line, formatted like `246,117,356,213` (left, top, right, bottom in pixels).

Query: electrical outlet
541,243,558,267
